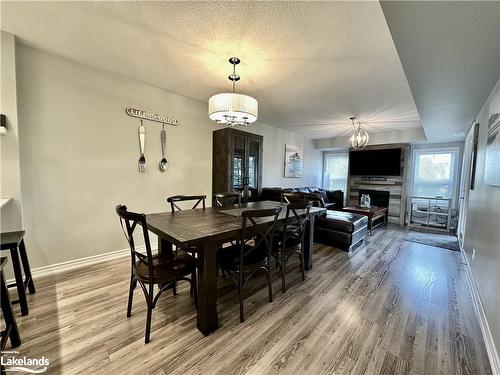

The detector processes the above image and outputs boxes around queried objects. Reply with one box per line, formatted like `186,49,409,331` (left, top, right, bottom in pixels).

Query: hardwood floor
2,225,492,374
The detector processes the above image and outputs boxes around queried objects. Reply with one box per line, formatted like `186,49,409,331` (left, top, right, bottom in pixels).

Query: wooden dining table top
146,200,325,246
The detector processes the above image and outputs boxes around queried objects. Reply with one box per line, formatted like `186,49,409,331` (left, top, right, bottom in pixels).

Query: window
411,148,458,203
323,153,349,196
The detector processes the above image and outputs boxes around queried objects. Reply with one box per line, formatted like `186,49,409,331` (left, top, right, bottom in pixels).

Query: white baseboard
460,246,500,375
7,245,154,282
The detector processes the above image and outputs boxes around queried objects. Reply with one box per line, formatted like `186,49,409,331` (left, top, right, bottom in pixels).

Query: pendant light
208,57,258,127
349,116,369,149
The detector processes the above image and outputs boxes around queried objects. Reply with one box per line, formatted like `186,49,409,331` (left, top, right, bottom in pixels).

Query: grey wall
463,77,500,353
13,42,321,270
0,31,23,232
250,124,322,188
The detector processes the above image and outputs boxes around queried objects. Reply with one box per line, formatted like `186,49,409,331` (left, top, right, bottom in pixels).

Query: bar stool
1,257,21,349
0,231,35,316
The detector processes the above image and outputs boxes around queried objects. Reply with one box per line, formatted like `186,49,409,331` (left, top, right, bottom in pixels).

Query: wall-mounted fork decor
138,120,146,172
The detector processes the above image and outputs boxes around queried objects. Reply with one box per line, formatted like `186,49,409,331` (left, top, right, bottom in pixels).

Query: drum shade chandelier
349,116,369,149
208,57,258,127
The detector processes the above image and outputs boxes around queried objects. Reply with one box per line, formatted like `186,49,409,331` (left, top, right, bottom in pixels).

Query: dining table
146,200,326,336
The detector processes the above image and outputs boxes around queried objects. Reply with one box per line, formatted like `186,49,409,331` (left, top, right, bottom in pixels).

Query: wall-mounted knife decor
126,107,179,126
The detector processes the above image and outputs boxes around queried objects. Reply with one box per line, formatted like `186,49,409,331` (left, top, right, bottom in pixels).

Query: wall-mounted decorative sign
126,107,179,126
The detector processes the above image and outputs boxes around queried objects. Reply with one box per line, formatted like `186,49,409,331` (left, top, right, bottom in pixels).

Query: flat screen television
349,148,402,176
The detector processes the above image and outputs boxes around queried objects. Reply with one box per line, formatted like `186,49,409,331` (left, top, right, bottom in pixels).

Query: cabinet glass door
231,135,246,195
247,138,260,201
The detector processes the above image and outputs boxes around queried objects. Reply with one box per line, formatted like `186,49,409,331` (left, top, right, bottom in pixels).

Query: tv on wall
349,148,402,176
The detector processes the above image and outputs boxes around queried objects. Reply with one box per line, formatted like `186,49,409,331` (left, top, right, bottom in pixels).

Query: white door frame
457,124,477,246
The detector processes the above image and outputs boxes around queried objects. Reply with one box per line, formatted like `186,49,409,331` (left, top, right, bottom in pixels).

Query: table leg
158,238,173,255
303,214,316,271
196,239,219,335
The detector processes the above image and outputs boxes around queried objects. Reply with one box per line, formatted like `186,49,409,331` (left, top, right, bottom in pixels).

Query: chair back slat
283,201,313,244
214,192,241,208
238,207,282,266
116,205,154,282
281,192,304,205
303,192,325,208
281,191,325,208
167,195,207,211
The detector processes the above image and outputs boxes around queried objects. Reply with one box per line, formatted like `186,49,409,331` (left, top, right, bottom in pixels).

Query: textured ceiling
381,1,500,141
1,1,422,140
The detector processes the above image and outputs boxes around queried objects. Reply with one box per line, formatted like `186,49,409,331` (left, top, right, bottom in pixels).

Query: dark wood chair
214,192,241,208
1,257,21,354
214,192,242,278
281,192,325,208
0,231,35,316
303,192,326,208
273,201,312,293
167,195,206,212
166,195,206,292
218,206,282,322
280,192,304,204
116,205,197,344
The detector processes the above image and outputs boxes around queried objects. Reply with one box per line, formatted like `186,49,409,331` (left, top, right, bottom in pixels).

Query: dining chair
281,192,325,208
166,195,206,294
273,201,312,293
214,192,241,279
167,195,206,212
214,192,241,208
280,192,304,204
218,206,282,322
116,205,198,344
302,192,326,208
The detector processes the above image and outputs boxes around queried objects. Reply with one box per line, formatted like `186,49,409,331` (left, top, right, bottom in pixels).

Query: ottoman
315,210,368,251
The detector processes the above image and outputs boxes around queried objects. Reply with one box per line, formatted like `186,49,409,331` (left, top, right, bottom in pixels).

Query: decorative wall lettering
126,107,179,126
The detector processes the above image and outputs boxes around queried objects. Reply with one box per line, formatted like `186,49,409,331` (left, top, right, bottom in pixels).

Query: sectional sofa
260,186,368,251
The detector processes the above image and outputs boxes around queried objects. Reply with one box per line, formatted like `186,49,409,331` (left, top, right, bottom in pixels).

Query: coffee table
342,206,388,235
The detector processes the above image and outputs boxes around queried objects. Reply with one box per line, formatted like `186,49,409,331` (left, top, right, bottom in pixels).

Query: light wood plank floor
2,226,492,374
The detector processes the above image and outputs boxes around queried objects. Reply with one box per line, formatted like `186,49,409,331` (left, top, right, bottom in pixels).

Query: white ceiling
1,1,422,140
381,1,500,141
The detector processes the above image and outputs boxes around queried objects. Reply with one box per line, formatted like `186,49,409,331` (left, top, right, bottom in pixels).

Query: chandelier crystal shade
348,117,369,149
208,57,258,127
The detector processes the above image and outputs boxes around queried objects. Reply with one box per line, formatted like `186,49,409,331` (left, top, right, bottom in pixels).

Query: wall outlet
472,248,476,260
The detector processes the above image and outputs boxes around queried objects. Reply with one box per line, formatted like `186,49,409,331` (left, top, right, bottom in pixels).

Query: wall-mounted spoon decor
138,120,146,172
159,125,168,172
